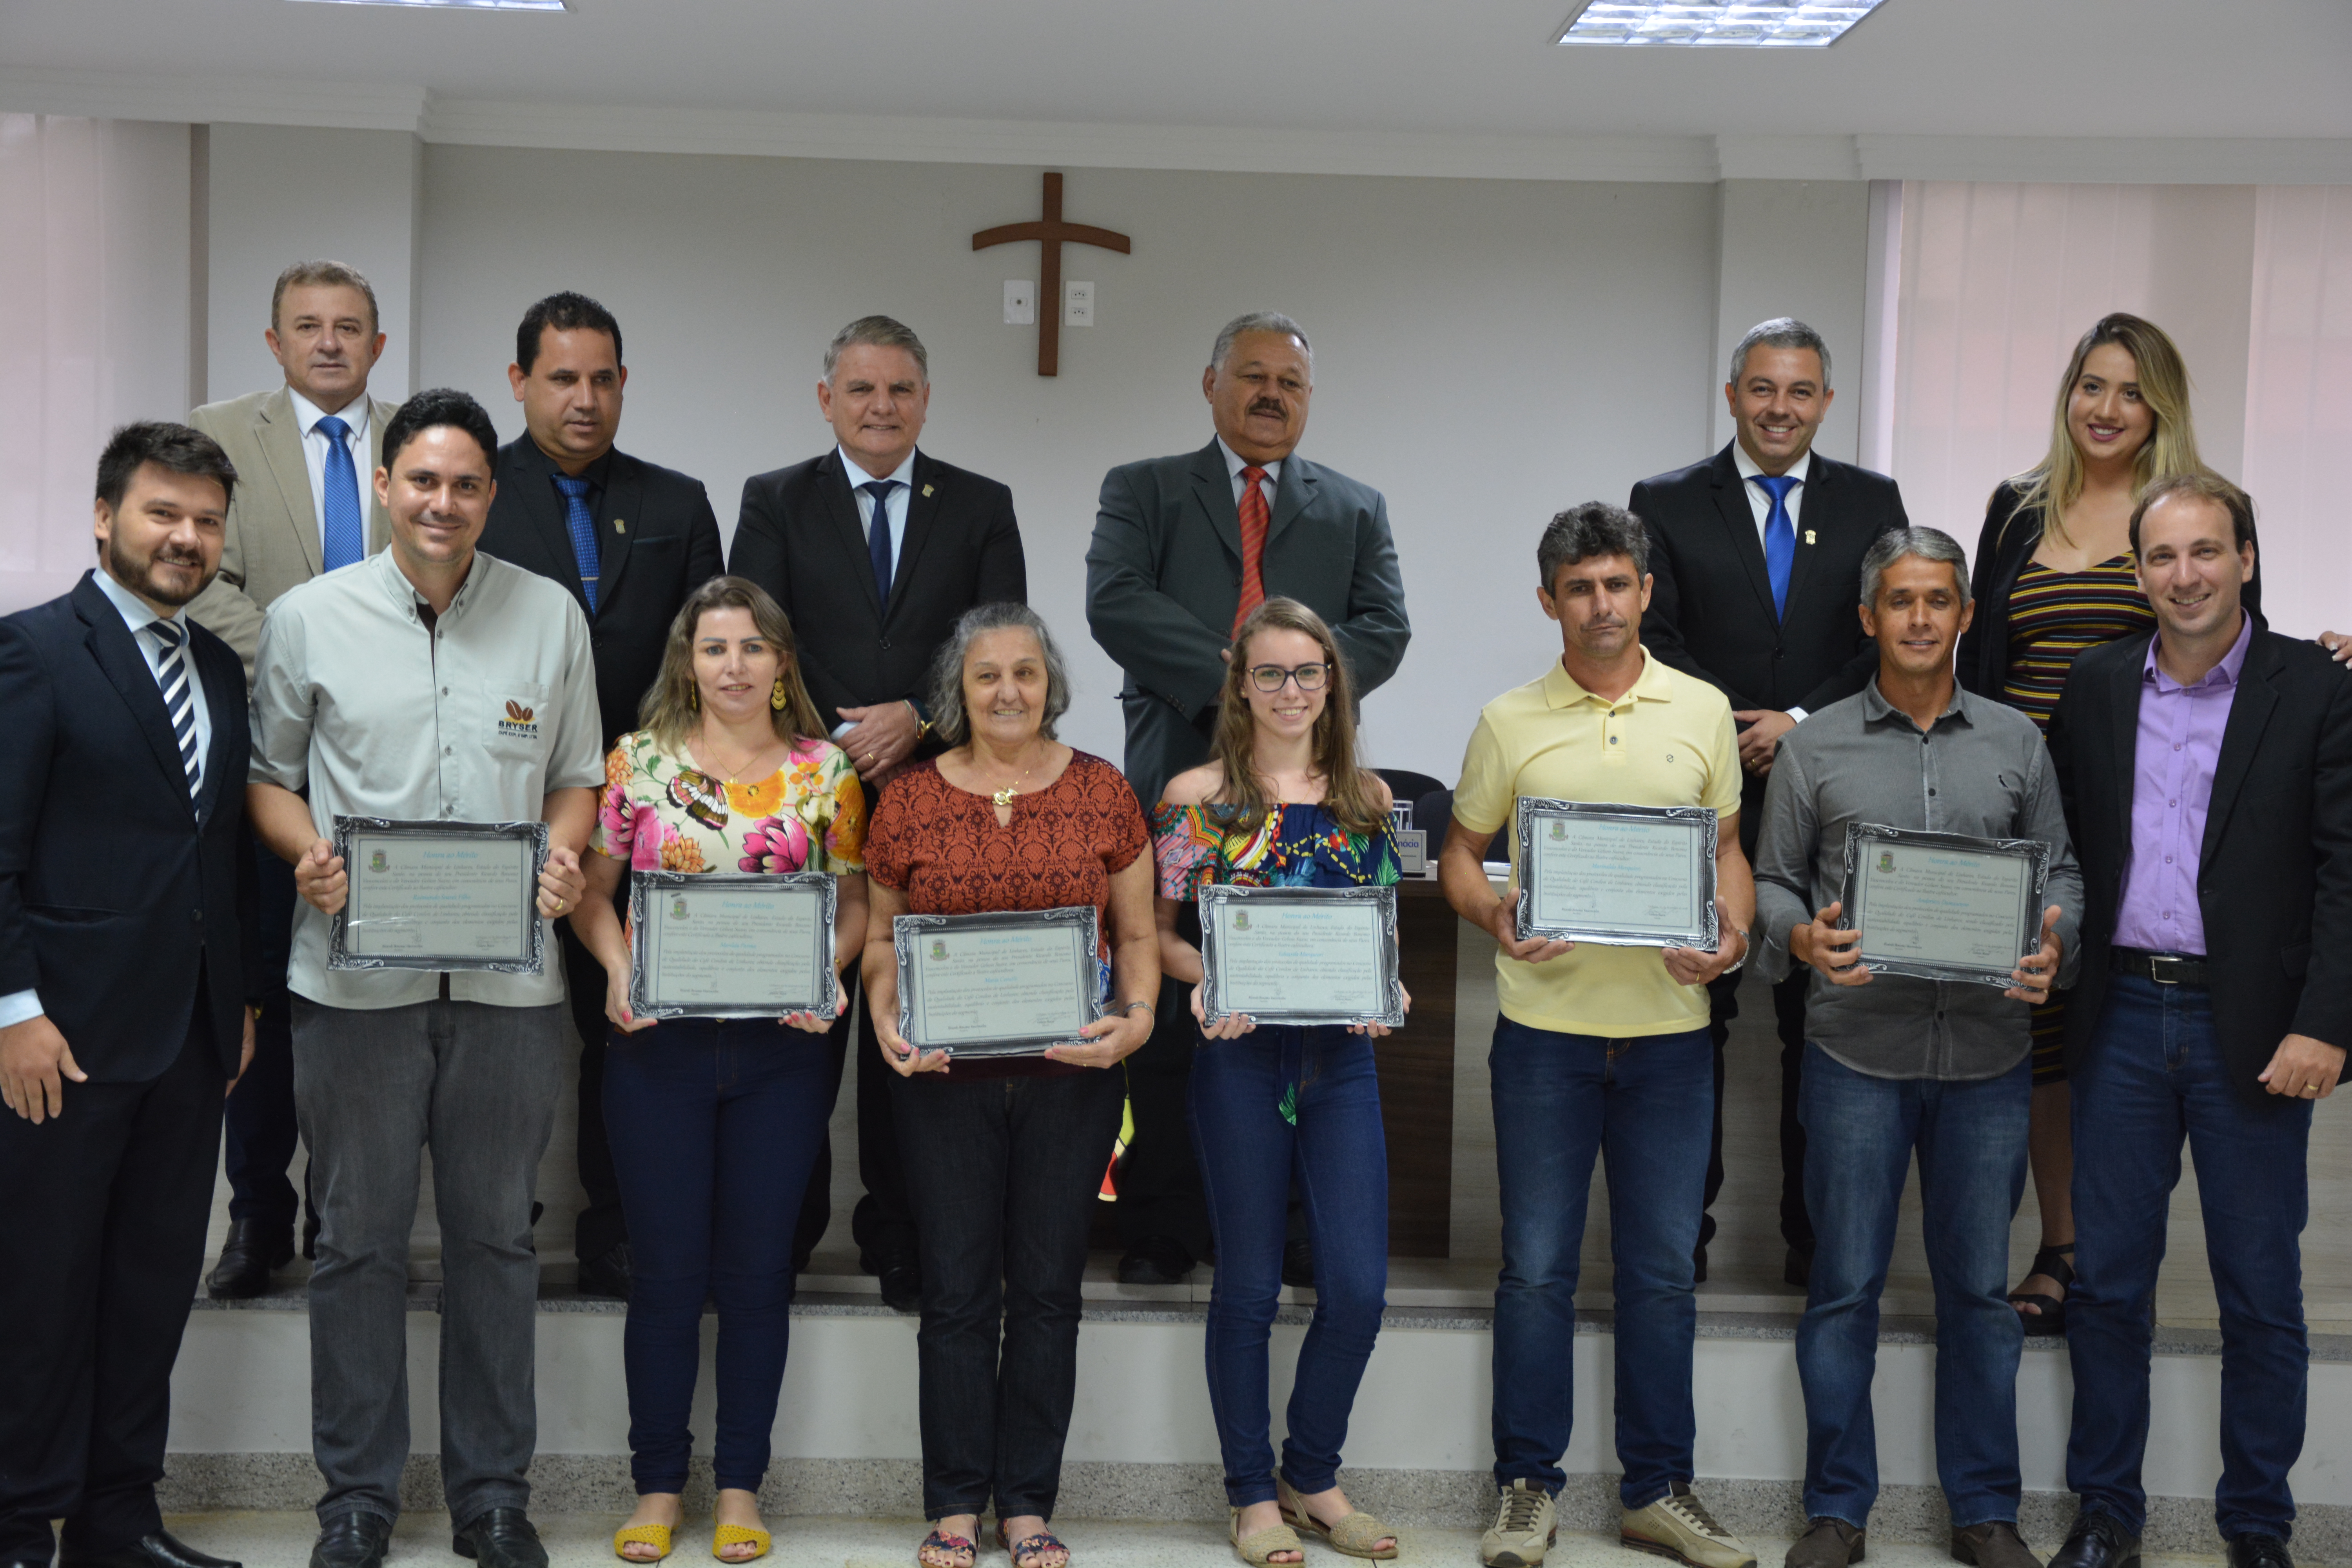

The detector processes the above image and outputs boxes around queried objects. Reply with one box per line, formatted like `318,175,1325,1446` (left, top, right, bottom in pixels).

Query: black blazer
728,448,1025,733
481,438,725,751
1628,443,1908,847
2048,619,2352,1102
1958,478,2263,701
0,573,251,1082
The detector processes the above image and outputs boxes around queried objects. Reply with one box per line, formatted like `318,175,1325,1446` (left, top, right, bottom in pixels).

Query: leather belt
2114,947,2209,986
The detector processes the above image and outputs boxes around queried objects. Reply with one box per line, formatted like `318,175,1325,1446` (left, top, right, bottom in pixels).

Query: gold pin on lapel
922,484,935,498
1804,529,1815,545
614,519,626,534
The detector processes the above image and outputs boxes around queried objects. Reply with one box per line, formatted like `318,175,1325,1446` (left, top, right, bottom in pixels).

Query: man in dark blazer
480,292,723,1299
1085,310,1411,1285
729,315,1025,1310
0,424,256,1568
1628,318,1909,1287
2044,474,2352,1568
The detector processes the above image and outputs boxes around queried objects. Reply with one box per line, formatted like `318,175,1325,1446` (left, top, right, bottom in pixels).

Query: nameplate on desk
1513,798,1719,951
1839,822,2048,989
894,906,1102,1058
629,869,837,1019
1198,884,1405,1029
1393,828,1428,876
327,817,548,974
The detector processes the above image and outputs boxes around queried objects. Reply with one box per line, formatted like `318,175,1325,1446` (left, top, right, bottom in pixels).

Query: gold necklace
700,729,777,786
980,748,1044,808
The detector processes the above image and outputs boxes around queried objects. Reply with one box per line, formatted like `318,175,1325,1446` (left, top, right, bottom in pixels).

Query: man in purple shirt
2045,474,2352,1568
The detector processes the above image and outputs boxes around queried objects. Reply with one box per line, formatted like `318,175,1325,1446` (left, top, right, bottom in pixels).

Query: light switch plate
1064,279,1095,327
1003,280,1035,325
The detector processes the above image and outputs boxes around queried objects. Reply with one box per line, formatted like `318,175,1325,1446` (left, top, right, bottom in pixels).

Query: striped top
2000,554,2156,732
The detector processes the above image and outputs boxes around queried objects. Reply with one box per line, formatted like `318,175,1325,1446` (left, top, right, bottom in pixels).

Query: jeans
604,1020,836,1494
1795,1044,2030,1529
1190,1025,1388,1508
292,998,566,1528
894,1067,1125,1522
223,837,302,1229
1489,1018,1712,1508
2067,975,2310,1541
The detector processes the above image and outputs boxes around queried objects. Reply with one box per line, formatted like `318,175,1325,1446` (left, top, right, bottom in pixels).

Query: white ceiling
4,0,2348,147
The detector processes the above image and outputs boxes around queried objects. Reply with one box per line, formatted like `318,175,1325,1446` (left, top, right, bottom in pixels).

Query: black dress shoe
2048,1512,2139,1568
577,1241,633,1300
877,1259,923,1314
1118,1234,1195,1285
310,1514,392,1568
207,1219,295,1299
61,1530,243,1568
453,1509,547,1568
2227,1534,2294,1568
1282,1236,1316,1289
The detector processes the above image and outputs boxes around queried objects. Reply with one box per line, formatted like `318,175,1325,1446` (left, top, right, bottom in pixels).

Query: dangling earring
688,685,700,713
770,678,789,711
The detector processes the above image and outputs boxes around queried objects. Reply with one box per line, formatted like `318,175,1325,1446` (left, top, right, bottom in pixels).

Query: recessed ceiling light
1556,0,1886,47
286,0,567,10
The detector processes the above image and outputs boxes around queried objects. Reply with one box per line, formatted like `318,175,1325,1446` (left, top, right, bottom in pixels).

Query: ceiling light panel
1556,0,1886,47
287,0,567,10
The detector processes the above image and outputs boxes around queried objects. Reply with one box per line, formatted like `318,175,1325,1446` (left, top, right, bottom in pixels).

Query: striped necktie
1231,465,1269,635
146,618,202,800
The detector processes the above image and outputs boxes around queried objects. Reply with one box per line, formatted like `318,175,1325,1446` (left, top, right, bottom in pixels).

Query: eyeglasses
1247,662,1330,693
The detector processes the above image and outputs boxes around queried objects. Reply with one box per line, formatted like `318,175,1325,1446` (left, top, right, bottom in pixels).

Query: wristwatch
904,699,931,741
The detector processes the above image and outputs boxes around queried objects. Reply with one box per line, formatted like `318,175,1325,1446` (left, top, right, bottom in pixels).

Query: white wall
412,147,1728,777
1710,179,1873,463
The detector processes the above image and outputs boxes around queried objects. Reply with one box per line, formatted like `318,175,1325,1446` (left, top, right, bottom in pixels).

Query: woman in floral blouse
569,577,867,1565
1153,599,1404,1566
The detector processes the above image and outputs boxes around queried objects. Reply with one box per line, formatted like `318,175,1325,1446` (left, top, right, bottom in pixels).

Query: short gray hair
1210,311,1312,375
927,602,1071,746
1859,527,1971,610
1729,316,1832,389
824,315,929,383
1539,501,1650,589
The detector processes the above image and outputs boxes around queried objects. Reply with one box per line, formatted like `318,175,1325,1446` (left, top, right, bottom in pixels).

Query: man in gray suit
186,260,399,1302
1085,310,1409,1283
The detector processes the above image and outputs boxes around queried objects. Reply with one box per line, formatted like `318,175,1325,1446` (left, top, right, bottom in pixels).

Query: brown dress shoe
1953,1522,2042,1568
1786,1518,1864,1568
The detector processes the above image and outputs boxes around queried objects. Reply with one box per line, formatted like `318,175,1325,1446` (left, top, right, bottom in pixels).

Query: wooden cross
973,172,1131,377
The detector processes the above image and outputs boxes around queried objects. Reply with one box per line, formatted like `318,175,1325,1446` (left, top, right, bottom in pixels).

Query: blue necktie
316,415,363,572
555,474,601,614
1751,473,1800,620
863,480,899,617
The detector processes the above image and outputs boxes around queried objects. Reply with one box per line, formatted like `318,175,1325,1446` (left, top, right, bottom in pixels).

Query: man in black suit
0,424,256,1568
2044,474,2352,1568
481,291,724,1299
1085,310,1411,1285
729,314,1025,1310
1628,317,1908,1286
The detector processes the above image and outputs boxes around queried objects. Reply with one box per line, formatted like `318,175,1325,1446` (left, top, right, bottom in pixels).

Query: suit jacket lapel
1267,456,1316,548
1187,440,1244,563
193,639,240,826
506,444,588,605
1708,446,1778,624
594,453,644,613
73,575,194,819
2107,641,2147,843
889,454,949,622
1780,453,1830,618
2201,628,2279,864
365,396,396,554
820,451,884,618
255,388,323,577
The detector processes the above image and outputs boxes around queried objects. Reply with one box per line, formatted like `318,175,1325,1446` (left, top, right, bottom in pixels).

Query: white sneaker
1621,1482,1756,1568
1480,1479,1556,1568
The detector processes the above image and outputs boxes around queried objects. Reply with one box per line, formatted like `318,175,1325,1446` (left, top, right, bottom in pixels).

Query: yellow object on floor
612,1523,671,1562
713,1523,771,1562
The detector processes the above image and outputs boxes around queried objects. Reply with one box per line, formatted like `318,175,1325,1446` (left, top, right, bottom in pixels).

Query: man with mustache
1,423,256,1568
188,260,401,1301
1084,311,1410,1287
1752,527,2078,1568
1627,317,1911,1289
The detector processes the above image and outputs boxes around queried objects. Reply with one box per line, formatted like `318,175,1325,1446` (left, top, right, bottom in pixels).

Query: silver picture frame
1513,797,1720,950
894,905,1103,1058
1196,883,1406,1029
1838,822,2051,989
628,869,839,1020
327,816,550,974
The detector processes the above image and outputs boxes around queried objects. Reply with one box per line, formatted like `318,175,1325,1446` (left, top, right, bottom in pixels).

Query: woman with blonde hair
1152,598,1405,1565
568,576,869,1563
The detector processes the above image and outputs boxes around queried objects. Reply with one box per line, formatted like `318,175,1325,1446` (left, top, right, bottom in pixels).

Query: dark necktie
554,474,601,613
316,415,363,572
1751,473,1800,620
864,480,899,616
1232,466,1269,635
146,619,201,800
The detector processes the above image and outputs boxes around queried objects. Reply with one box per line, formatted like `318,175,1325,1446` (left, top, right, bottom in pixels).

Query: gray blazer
1085,438,1410,807
185,385,398,684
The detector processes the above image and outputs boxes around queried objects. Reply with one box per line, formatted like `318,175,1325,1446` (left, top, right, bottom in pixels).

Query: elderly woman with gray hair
860,603,1160,1568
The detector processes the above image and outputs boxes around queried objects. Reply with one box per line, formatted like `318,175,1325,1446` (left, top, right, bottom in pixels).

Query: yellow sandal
613,1524,672,1563
713,1524,771,1563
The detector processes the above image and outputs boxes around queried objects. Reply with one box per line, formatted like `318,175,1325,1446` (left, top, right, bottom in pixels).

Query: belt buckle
2147,953,2185,985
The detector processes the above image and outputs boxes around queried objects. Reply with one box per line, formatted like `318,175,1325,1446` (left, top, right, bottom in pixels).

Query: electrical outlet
1003,280,1035,325
1064,280,1095,327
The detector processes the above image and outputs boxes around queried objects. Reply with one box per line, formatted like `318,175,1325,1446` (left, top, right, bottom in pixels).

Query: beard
106,535,210,608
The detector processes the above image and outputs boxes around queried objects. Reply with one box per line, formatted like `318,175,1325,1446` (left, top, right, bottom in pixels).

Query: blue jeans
1795,1044,2029,1529
2067,975,2311,1541
1190,1025,1388,1508
1489,1018,1711,1508
603,1020,835,1494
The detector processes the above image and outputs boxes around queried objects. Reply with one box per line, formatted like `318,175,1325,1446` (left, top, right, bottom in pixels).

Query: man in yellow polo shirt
1441,501,1755,1568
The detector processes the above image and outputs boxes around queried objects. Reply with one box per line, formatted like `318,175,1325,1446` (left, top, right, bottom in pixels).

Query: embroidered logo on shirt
497,700,540,741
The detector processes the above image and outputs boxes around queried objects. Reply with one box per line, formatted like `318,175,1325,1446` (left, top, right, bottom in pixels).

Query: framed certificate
1513,798,1719,950
1197,884,1405,1029
628,871,838,1020
328,817,548,974
894,906,1103,1058
1839,823,2049,989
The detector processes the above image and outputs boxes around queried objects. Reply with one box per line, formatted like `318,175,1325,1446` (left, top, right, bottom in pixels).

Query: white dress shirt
0,568,215,1029
288,387,374,555
1217,437,1281,512
1732,443,1817,721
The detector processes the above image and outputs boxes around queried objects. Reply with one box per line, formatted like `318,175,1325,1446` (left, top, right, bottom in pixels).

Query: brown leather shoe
1786,1519,1865,1568
1953,1521,2042,1568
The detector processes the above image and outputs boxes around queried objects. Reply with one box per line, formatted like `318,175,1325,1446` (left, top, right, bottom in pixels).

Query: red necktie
1232,465,1269,635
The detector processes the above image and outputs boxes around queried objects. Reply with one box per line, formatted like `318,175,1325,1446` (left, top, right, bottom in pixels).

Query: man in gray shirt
1753,528,2080,1568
